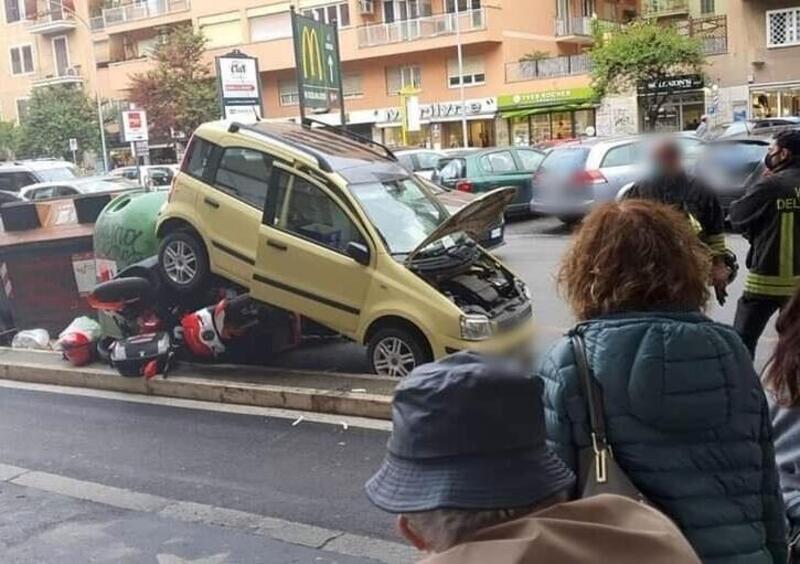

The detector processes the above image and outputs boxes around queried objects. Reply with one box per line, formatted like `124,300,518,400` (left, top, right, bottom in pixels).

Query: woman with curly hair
764,287,800,550
537,199,786,564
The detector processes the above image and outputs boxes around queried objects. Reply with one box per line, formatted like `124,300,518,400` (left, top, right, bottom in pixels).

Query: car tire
557,215,582,227
158,229,209,295
367,325,432,378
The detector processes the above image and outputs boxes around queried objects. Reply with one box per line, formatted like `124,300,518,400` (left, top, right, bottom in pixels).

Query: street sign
133,140,149,157
291,9,345,123
215,50,264,121
68,138,78,152
121,110,149,142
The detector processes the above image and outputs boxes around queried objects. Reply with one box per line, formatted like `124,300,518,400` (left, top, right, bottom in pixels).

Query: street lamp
52,1,109,173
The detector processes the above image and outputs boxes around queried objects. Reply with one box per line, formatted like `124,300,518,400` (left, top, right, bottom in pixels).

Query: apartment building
0,0,97,125
81,0,642,151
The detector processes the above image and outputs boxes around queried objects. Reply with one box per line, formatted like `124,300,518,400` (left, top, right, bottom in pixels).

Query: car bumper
504,202,532,217
530,199,593,216
431,318,535,360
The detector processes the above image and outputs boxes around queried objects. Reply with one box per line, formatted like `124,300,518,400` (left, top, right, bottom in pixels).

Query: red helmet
60,332,94,367
181,300,226,358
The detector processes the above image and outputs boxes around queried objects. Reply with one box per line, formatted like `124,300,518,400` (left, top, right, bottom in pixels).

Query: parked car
19,176,138,201
705,117,800,141
530,134,705,224
423,179,506,249
395,149,445,180
156,121,533,377
110,165,179,189
431,147,545,216
0,159,77,194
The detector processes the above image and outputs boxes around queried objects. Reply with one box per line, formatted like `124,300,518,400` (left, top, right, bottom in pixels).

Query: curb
0,350,393,420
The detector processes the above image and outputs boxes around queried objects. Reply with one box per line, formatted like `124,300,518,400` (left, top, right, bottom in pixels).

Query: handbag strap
569,332,609,453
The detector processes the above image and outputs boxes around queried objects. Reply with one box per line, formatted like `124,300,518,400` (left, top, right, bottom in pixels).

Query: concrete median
0,348,395,420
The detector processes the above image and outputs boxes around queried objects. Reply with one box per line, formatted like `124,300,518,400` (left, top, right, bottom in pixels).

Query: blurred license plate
491,228,502,238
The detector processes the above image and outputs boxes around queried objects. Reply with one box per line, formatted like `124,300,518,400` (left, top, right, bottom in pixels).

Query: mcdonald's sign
291,10,342,113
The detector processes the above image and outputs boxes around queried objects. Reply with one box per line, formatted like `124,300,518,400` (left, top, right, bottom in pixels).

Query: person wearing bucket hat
365,352,700,563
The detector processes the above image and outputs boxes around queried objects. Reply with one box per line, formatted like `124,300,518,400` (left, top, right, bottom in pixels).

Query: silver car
530,135,703,224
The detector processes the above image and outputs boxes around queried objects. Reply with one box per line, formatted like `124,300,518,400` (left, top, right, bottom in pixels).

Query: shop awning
500,101,597,119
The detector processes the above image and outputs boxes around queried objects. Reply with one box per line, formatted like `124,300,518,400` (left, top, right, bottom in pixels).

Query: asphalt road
270,215,778,372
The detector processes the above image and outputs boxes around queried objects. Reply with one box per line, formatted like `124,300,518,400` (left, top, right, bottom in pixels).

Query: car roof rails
228,122,333,173
301,117,398,162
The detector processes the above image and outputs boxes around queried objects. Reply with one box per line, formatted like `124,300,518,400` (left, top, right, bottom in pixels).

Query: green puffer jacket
538,312,787,564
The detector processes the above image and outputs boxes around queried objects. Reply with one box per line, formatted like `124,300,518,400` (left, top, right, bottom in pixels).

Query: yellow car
156,120,533,376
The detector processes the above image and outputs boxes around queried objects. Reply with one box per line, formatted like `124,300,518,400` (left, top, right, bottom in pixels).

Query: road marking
0,462,414,564
0,379,392,432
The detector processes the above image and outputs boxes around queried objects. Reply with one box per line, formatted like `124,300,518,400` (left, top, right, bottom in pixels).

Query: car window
397,154,415,169
269,170,363,253
36,167,76,182
183,136,214,180
480,151,516,173
416,152,442,170
700,142,769,183
30,187,56,200
601,143,641,168
539,148,590,173
55,186,78,197
516,149,544,171
437,158,465,181
0,171,37,192
215,147,273,209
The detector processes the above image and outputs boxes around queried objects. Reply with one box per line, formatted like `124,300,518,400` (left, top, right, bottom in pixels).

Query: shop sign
215,50,263,120
383,98,497,124
498,88,595,110
291,10,342,113
638,74,704,95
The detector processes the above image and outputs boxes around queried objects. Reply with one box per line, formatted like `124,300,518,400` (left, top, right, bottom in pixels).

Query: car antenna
251,105,261,122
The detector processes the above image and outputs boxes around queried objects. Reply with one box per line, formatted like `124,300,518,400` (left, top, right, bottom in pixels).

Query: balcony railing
642,0,689,17
676,15,728,55
357,8,486,48
32,65,84,88
26,10,78,33
506,53,591,83
555,16,592,36
90,0,190,32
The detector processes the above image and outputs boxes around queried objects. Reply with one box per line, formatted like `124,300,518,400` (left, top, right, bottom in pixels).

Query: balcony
555,17,618,44
676,15,728,55
26,11,78,34
506,53,591,83
90,0,190,32
357,8,490,48
32,66,84,88
642,0,690,18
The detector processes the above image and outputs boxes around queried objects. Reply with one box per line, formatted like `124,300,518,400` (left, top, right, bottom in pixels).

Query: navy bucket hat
365,352,575,514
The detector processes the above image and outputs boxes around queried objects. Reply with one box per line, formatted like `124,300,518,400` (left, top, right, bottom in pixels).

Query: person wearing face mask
730,130,800,357
625,138,734,304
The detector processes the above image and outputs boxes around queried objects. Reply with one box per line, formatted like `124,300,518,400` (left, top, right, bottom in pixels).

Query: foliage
519,49,551,63
17,85,99,161
0,121,20,160
128,26,219,140
589,19,705,130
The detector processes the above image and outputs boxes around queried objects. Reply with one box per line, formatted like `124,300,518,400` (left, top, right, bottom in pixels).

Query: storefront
378,98,498,149
498,87,598,146
751,83,800,119
638,74,705,132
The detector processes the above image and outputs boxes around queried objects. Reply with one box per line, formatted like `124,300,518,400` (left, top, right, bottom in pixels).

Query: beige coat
421,495,700,564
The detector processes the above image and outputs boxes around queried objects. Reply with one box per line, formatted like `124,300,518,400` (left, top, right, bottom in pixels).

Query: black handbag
570,332,650,505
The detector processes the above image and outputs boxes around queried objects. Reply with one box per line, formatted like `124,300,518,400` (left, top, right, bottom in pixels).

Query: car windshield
349,176,452,255
36,167,76,182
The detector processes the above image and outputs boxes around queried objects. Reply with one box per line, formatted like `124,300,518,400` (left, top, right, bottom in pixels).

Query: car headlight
460,314,493,341
520,282,531,300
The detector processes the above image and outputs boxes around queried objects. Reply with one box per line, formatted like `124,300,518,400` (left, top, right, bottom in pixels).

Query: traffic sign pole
333,24,346,129
291,7,307,125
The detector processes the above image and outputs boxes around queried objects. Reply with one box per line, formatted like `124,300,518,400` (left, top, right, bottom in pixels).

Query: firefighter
625,138,734,304
730,129,800,357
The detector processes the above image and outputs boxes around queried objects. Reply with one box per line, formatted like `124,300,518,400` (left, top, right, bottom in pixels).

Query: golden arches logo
302,27,323,81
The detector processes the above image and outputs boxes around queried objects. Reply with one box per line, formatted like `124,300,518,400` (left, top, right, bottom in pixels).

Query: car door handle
203,197,220,209
267,239,288,251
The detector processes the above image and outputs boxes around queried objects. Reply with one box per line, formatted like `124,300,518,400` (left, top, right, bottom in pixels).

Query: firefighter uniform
626,174,728,254
730,162,800,356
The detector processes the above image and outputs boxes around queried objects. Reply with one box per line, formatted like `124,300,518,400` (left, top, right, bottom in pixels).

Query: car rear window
539,148,589,173
436,158,466,181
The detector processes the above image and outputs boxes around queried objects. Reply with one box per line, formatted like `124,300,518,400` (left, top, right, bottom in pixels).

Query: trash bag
11,329,50,350
57,317,102,367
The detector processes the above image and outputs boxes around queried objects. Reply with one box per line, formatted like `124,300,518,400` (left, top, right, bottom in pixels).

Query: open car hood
405,186,515,266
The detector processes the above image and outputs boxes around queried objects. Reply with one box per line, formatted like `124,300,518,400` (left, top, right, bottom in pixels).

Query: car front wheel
367,326,432,378
158,229,209,294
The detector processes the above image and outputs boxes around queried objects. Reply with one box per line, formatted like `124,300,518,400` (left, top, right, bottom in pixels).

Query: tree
589,19,705,130
128,26,219,140
0,121,20,160
17,85,99,161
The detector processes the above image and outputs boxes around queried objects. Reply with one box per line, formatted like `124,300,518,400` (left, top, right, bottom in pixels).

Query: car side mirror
346,242,370,266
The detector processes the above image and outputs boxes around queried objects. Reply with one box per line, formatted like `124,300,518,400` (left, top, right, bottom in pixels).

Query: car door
474,150,532,210
597,142,644,203
251,163,372,336
198,145,273,285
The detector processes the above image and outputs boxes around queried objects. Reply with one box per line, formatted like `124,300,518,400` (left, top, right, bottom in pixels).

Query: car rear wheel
158,229,209,294
557,215,582,227
367,326,432,378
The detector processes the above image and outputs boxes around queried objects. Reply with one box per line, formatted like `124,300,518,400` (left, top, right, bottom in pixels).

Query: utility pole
454,1,469,149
